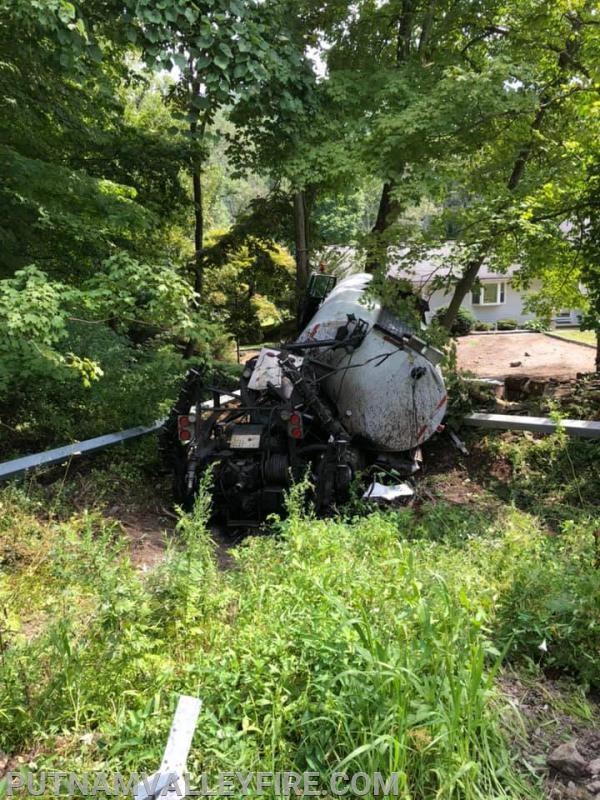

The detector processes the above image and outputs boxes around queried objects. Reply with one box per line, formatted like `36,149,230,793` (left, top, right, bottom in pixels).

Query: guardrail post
133,695,202,800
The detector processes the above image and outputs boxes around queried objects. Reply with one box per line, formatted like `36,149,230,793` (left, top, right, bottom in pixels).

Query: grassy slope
1,433,600,799
551,329,597,347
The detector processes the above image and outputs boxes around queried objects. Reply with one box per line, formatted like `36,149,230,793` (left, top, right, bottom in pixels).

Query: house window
472,282,506,305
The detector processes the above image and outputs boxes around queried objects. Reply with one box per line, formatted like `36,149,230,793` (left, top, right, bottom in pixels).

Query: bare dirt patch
238,348,261,364
104,507,240,571
457,333,595,380
105,507,172,569
418,434,495,507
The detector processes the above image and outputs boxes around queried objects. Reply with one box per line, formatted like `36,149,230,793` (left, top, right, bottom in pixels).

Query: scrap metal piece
402,334,444,366
363,481,414,501
448,429,470,455
247,348,303,392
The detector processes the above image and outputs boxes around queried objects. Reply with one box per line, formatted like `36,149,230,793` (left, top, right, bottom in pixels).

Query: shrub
474,321,494,331
523,318,550,332
497,318,518,330
433,305,476,336
0,319,235,453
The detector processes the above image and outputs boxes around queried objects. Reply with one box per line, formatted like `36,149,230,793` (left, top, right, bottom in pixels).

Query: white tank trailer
160,272,448,526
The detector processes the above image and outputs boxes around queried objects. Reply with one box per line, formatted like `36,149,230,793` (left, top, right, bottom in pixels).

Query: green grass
475,427,600,526
2,464,599,799
550,329,597,346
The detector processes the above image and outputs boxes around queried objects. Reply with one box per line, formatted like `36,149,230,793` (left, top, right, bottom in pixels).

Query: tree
436,3,600,328
124,0,310,297
204,231,296,346
257,0,600,336
0,0,190,280
0,0,221,401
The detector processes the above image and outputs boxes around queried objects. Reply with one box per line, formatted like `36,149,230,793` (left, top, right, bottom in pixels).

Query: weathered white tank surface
296,273,447,451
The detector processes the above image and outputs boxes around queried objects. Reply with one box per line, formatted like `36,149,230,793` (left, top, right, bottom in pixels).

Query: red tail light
178,414,193,443
288,412,303,440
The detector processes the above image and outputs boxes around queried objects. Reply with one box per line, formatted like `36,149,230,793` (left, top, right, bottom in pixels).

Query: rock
510,360,523,367
566,781,594,799
586,780,600,794
525,351,531,356
548,742,590,779
589,759,600,777
547,786,564,800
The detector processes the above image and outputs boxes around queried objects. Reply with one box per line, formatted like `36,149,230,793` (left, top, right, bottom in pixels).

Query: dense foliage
2,0,600,450
433,306,476,337
1,440,599,798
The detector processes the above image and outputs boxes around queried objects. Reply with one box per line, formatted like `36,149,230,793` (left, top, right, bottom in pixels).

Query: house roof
319,244,522,296
388,245,521,294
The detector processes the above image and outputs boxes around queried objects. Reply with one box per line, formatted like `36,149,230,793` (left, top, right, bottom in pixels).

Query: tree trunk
366,5,414,273
441,103,552,330
184,76,205,359
294,190,310,320
596,330,600,373
417,0,437,59
439,252,485,329
183,163,204,359
192,167,203,296
366,180,402,273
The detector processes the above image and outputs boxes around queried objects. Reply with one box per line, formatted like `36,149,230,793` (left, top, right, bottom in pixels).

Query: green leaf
218,42,233,59
213,52,229,71
58,2,76,23
88,44,102,62
193,35,213,50
172,52,188,70
229,0,245,16
191,95,211,110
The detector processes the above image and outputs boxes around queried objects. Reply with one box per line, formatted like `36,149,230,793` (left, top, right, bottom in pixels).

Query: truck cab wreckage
160,273,448,526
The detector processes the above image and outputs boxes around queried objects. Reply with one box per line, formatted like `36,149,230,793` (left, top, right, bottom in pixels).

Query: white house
320,245,582,327
397,261,540,326
388,249,581,328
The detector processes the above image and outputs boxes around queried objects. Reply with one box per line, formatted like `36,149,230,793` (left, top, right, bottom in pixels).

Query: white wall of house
424,278,542,325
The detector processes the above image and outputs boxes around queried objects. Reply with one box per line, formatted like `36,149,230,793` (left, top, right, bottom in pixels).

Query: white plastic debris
247,348,303,392
363,481,414,501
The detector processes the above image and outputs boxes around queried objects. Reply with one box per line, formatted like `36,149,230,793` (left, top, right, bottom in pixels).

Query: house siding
424,279,542,325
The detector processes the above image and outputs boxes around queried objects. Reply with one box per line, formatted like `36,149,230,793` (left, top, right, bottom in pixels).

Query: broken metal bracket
133,695,202,800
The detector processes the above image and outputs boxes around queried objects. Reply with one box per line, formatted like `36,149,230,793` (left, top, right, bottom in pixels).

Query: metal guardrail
463,412,600,439
0,390,242,484
0,420,165,483
3,401,597,487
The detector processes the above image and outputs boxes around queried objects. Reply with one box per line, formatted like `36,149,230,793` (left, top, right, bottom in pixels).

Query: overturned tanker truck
160,272,448,526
